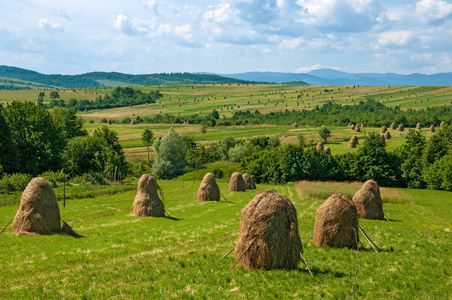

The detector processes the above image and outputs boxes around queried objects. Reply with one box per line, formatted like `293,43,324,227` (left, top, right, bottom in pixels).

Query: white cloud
295,64,322,72
415,0,452,24
114,14,134,35
378,31,413,47
38,18,63,31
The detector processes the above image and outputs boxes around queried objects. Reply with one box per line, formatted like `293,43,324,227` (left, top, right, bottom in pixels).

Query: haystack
440,121,445,128
235,190,303,270
316,142,324,151
197,173,220,201
381,126,387,134
397,124,404,131
350,124,355,130
406,128,411,136
229,172,246,191
361,123,364,128
242,173,256,190
91,128,97,135
291,122,298,128
352,180,384,220
12,177,62,235
416,122,422,130
384,131,391,139
389,122,396,130
354,125,360,132
131,174,165,217
349,135,358,148
313,193,359,248
429,124,435,133
324,147,331,155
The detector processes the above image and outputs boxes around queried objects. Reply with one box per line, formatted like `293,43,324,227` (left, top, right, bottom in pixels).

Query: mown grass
0,180,450,299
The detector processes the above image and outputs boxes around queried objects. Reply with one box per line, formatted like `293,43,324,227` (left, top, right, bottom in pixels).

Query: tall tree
0,107,18,174
142,129,155,162
153,128,187,179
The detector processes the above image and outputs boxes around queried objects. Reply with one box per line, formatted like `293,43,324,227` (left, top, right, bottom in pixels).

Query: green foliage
318,126,331,143
0,108,17,173
399,131,427,188
296,134,305,147
50,107,87,142
49,90,60,99
211,166,224,179
70,171,106,185
142,129,155,161
424,154,452,191
128,161,152,178
153,128,187,179
39,170,68,187
0,173,32,192
228,144,246,163
248,136,280,149
217,137,236,160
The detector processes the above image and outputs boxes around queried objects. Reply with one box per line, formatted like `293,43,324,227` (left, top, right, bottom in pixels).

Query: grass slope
0,180,450,299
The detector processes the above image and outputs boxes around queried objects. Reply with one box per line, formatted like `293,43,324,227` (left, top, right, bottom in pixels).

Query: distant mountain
0,66,264,89
217,69,452,86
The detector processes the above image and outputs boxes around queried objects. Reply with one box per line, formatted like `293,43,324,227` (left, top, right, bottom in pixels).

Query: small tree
318,126,331,143
142,129,155,162
50,91,60,100
153,128,187,179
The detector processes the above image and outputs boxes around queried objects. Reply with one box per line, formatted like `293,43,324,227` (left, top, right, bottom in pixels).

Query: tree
51,107,87,142
50,91,60,100
0,108,18,173
399,131,426,188
153,128,187,179
217,137,235,160
297,134,305,147
142,129,155,162
318,126,331,143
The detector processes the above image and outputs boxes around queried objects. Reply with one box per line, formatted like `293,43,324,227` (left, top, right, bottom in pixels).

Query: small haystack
316,142,324,151
197,173,220,201
91,129,97,136
229,172,246,191
361,123,364,128
235,190,303,270
397,124,404,131
352,180,384,220
389,122,396,130
313,193,359,248
324,147,331,155
350,124,355,130
416,122,422,130
12,177,62,235
406,128,411,136
107,119,112,124
354,125,361,132
381,126,387,134
291,122,298,128
130,120,135,125
429,124,435,133
349,135,358,148
131,174,165,217
383,131,391,139
440,121,445,128
242,173,256,190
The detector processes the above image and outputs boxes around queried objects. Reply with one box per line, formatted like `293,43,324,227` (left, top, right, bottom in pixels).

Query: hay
131,174,165,217
352,180,384,220
242,173,256,190
383,131,391,139
361,123,364,128
316,142,324,151
416,122,422,130
291,122,298,128
381,126,387,133
235,190,303,270
389,122,396,129
313,193,359,248
229,172,246,191
397,124,404,131
12,177,62,235
354,125,360,132
350,124,355,130
91,129,97,136
440,121,445,128
406,128,411,136
197,173,220,201
349,135,358,148
324,147,331,155
429,124,435,133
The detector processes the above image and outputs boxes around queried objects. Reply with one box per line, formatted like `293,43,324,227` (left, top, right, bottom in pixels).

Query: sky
0,0,451,75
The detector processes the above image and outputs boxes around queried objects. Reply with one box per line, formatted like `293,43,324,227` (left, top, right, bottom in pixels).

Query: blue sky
0,0,451,75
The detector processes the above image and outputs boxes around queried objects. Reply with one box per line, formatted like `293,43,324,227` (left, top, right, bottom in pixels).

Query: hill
0,66,265,89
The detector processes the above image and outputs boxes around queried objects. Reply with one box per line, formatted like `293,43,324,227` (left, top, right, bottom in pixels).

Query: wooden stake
356,222,380,253
349,227,360,300
219,246,235,261
0,216,14,234
228,237,256,273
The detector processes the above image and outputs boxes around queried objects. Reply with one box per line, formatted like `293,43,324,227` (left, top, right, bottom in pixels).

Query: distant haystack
242,173,256,190
92,129,97,136
381,126,387,134
350,124,355,130
384,131,391,139
354,125,361,132
429,124,435,133
389,122,396,130
440,121,445,128
352,180,384,220
291,122,298,128
130,120,135,125
313,193,359,248
416,122,422,130
229,172,246,191
324,147,331,155
197,173,220,201
316,142,324,151
361,123,364,128
397,124,404,131
131,174,165,217
12,177,63,235
406,128,411,136
349,135,358,148
235,190,303,270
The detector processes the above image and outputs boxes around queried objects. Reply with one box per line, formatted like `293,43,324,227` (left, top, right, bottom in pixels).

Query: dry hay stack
324,147,331,155
349,135,358,148
384,131,391,139
12,177,62,235
242,173,256,190
350,124,355,130
313,193,359,248
397,124,404,131
361,123,364,128
91,128,97,136
389,122,396,130
235,190,302,270
316,142,324,151
131,174,165,217
291,122,298,128
229,172,246,191
130,120,135,125
352,180,384,220
354,125,361,132
440,121,445,128
429,124,435,133
406,128,411,136
416,122,422,130
381,126,387,133
197,173,220,201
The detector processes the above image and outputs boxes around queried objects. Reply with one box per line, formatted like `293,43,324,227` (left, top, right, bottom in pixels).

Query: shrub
211,166,224,179
0,173,32,192
228,144,246,163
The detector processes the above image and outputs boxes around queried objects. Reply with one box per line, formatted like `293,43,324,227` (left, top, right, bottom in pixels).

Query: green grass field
0,180,450,299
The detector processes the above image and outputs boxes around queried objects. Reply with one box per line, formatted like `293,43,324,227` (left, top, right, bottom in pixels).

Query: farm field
0,179,450,299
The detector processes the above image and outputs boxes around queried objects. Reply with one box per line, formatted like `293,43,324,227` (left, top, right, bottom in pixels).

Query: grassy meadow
0,179,450,299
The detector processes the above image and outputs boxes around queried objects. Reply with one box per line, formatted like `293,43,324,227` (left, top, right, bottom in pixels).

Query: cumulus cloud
415,0,452,24
38,18,63,31
378,31,414,47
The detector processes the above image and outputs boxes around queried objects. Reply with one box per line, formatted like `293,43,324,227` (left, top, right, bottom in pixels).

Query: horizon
1,1,451,76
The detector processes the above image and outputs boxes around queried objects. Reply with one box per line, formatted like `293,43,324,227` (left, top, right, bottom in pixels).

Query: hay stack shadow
229,172,246,192
131,174,165,217
197,173,220,201
352,180,384,220
313,193,359,248
12,177,78,237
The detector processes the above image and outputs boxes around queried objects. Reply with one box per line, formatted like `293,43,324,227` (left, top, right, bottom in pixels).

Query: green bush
0,173,32,192
211,166,224,179
39,170,68,187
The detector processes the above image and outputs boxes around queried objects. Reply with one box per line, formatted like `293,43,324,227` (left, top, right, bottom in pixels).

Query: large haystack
131,174,165,217
352,180,384,220
429,124,435,133
384,131,391,139
12,177,62,235
316,142,324,151
313,193,359,248
349,135,358,148
416,122,422,130
389,122,396,130
381,126,387,134
197,173,220,201
235,190,303,270
397,124,404,131
242,173,256,190
229,172,246,191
